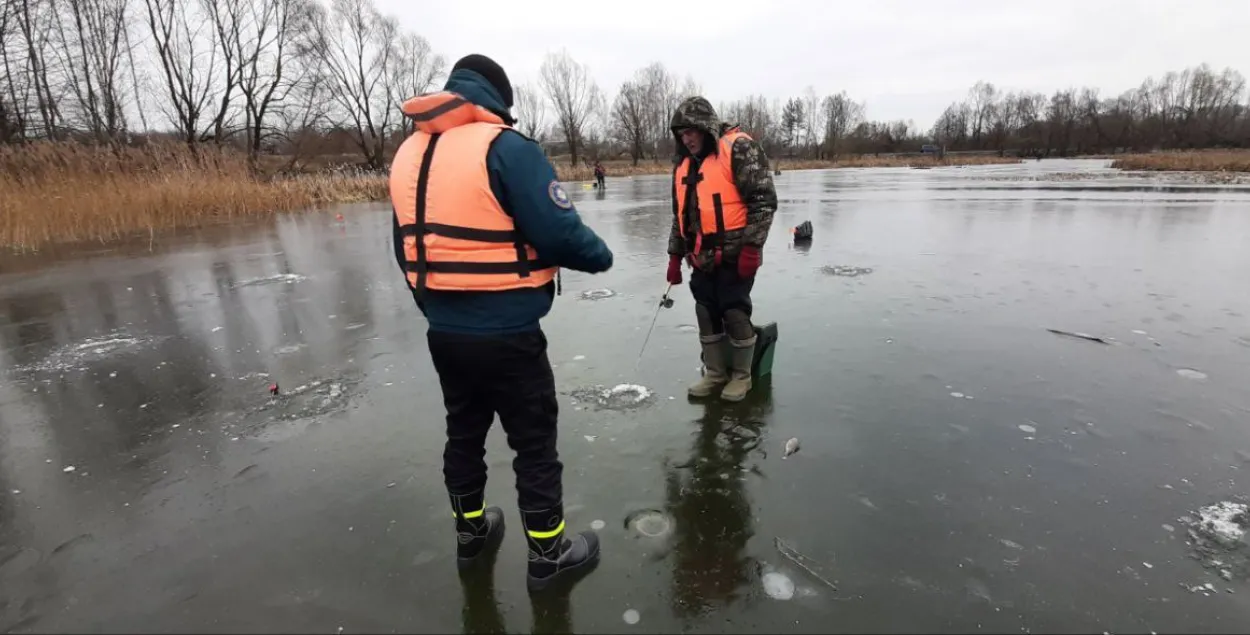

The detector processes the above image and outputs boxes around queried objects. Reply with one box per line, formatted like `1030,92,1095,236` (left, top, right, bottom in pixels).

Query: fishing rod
633,283,674,372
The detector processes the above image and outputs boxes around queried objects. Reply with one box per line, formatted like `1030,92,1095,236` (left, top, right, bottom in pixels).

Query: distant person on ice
593,161,606,189
388,53,613,592
665,96,778,402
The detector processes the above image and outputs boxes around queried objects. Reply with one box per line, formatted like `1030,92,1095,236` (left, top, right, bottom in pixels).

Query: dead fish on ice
783,438,800,459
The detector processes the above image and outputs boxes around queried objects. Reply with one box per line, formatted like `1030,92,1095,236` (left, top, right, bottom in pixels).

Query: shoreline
4,150,1248,253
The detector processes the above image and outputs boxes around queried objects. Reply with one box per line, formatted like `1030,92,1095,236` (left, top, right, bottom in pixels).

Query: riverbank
10,144,1248,253
1109,150,1250,173
560,154,1021,181
0,145,1023,251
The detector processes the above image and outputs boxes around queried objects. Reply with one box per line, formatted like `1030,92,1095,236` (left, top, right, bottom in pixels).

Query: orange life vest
390,92,558,294
674,128,750,259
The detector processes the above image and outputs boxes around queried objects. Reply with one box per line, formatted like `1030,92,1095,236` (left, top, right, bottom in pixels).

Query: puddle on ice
820,265,874,278
233,273,307,288
569,384,652,410
1177,368,1209,380
11,333,158,375
578,289,616,301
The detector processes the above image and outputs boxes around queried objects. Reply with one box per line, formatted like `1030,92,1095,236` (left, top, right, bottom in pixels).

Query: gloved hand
737,245,762,279
666,255,683,285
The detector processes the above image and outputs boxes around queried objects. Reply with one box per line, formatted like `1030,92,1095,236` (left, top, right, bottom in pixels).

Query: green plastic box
705,321,778,379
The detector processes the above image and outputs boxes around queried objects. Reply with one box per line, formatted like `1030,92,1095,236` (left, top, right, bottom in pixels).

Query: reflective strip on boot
527,520,565,540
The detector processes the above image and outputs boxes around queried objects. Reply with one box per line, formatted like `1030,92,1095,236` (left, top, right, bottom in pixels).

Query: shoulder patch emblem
548,180,573,210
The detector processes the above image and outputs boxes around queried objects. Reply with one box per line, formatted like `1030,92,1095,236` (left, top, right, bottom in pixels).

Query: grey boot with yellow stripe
522,505,600,592
450,491,505,570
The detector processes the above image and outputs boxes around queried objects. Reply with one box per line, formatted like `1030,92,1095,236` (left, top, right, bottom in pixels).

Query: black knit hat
451,54,513,109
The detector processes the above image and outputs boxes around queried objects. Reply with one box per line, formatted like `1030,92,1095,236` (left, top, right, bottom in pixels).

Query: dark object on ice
268,383,280,395
792,221,813,243
711,321,778,379
1046,328,1110,345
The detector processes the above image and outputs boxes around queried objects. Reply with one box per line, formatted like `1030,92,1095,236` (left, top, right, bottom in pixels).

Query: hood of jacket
442,68,514,125
670,96,731,158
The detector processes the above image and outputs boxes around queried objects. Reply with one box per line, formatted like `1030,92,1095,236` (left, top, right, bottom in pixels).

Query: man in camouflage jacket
666,96,778,402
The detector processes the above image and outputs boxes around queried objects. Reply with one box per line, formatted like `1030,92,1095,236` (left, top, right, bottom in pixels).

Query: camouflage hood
670,96,729,157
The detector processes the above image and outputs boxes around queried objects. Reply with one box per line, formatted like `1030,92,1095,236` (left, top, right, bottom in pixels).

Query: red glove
666,255,683,285
738,246,762,279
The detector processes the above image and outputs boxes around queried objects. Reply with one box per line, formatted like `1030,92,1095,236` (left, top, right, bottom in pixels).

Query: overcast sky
375,0,1249,131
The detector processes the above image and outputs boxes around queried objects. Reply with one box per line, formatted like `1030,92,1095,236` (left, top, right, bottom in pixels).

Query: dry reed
1,142,387,251
1110,150,1250,173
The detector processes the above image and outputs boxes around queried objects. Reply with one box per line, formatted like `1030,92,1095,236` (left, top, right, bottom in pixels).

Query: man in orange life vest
389,54,614,591
666,97,778,402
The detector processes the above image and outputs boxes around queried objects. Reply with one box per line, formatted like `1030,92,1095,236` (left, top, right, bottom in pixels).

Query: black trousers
689,266,755,335
427,329,562,511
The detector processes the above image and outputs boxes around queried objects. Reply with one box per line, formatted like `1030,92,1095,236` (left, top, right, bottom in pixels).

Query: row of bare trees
2,0,444,168
932,65,1250,157
4,3,1249,169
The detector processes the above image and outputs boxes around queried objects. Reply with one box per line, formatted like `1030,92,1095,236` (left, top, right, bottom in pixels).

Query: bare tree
634,62,673,160
49,0,132,141
801,86,824,157
1,0,28,141
539,49,599,165
610,77,646,165
822,91,863,158
388,32,445,135
271,45,330,169
310,0,397,169
513,82,545,139
12,0,62,137
967,80,997,148
143,0,219,144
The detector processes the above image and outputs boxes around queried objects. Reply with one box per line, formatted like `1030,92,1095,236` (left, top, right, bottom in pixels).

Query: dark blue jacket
391,69,614,335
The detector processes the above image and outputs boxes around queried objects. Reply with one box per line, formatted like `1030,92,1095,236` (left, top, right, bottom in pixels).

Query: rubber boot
688,334,729,398
720,336,756,402
451,491,505,570
522,505,600,593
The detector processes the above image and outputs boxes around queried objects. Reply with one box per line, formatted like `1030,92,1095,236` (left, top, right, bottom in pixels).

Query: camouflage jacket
667,96,777,271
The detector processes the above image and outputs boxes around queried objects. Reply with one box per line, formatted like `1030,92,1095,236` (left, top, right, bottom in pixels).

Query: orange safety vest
390,92,558,294
673,128,750,259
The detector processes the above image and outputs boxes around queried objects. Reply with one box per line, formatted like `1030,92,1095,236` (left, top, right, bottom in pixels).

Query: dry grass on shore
1,142,387,251
1109,150,1250,173
555,154,1021,181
